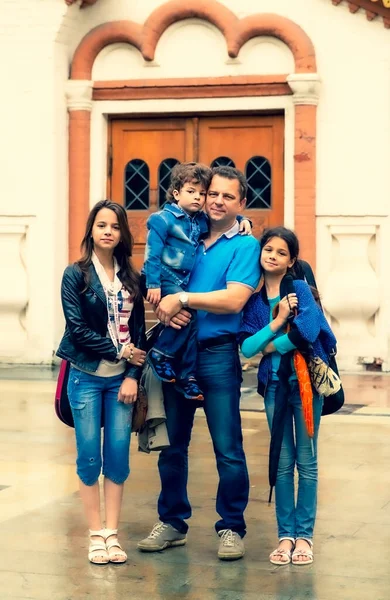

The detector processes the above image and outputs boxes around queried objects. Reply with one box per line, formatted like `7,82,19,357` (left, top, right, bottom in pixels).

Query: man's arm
155,283,254,325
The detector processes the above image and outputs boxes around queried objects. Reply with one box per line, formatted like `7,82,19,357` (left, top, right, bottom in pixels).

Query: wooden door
109,114,284,269
110,118,196,269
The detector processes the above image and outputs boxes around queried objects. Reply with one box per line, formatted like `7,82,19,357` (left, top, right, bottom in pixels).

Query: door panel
109,114,284,269
110,118,195,269
198,115,284,239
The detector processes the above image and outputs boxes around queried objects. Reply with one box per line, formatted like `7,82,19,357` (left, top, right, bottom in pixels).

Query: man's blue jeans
157,342,249,537
264,381,323,540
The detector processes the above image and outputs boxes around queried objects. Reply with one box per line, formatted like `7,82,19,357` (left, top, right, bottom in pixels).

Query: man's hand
239,219,252,236
147,288,161,306
155,293,181,326
169,309,192,330
118,377,138,404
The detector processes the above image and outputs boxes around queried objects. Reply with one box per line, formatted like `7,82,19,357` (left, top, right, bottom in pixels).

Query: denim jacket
142,203,210,288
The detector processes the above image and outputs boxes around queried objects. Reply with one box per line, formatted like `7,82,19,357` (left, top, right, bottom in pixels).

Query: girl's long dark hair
77,199,140,297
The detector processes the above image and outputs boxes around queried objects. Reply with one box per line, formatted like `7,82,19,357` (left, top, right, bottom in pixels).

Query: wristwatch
179,292,189,308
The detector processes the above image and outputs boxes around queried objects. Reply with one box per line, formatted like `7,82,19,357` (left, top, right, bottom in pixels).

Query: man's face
206,175,246,226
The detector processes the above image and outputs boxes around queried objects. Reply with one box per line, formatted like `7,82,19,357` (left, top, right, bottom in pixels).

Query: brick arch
71,21,142,80
71,0,316,79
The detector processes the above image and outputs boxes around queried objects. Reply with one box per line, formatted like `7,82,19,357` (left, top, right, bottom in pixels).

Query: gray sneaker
137,522,187,552
217,529,245,561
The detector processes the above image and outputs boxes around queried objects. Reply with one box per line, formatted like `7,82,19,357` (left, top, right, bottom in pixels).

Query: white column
287,73,321,106
65,79,93,111
0,217,32,360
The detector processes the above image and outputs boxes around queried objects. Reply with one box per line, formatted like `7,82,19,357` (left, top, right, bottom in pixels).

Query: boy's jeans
264,381,323,540
153,280,198,382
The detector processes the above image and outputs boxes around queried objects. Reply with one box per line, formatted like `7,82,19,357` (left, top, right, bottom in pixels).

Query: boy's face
173,180,206,215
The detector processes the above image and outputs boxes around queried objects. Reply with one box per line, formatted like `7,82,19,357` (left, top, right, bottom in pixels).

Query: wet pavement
1,369,390,600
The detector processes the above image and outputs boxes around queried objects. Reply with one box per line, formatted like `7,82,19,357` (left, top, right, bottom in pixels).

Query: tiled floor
1,373,390,600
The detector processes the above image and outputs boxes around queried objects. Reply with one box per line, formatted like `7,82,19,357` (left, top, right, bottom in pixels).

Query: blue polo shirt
187,222,261,341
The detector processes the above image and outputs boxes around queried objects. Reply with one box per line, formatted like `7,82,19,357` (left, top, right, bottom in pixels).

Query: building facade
0,0,389,370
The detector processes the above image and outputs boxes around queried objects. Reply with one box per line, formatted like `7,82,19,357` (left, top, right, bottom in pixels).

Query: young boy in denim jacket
142,162,250,401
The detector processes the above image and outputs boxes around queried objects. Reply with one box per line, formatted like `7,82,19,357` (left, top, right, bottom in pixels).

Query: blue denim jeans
157,342,249,537
264,381,323,540
154,280,198,381
67,367,133,486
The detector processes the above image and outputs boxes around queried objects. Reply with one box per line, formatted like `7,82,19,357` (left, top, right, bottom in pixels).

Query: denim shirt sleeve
143,213,170,288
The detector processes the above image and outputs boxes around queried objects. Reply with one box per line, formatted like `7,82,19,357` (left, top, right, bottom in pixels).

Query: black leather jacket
56,263,146,381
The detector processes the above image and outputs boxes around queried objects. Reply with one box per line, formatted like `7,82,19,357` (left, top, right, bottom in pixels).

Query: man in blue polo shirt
138,166,261,560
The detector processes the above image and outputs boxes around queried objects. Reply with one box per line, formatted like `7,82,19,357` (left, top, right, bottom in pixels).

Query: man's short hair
211,166,247,200
166,162,212,203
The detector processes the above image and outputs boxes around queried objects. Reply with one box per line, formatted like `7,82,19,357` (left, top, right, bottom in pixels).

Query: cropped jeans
157,341,249,538
67,367,133,486
264,381,323,541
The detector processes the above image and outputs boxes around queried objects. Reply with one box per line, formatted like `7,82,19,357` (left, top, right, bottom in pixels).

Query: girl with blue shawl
239,227,337,566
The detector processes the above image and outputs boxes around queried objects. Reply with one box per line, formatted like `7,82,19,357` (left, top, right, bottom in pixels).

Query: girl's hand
239,219,252,236
118,377,138,404
123,344,146,366
147,288,161,305
277,293,298,321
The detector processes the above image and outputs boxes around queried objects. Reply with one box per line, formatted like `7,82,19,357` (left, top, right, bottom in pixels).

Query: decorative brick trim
233,14,316,72
71,1,317,78
68,111,91,262
71,21,142,80
331,0,390,27
294,105,317,268
93,75,291,101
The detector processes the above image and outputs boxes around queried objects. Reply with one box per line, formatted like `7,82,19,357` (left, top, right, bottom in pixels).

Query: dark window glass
245,156,271,209
124,159,149,210
158,158,180,208
210,156,236,168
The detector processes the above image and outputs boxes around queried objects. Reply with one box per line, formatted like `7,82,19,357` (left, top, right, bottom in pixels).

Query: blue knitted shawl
239,279,337,395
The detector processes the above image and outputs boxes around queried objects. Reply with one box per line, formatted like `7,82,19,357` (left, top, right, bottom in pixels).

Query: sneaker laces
148,522,169,540
219,529,236,547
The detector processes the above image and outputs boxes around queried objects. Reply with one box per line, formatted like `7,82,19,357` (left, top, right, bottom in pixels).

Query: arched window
124,159,149,210
245,156,271,209
158,158,180,207
210,156,236,168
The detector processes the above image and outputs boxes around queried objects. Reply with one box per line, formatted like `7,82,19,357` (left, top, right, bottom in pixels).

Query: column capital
66,80,93,111
287,73,321,106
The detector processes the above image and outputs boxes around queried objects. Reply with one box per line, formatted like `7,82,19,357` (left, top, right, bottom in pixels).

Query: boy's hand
147,288,161,305
239,219,252,236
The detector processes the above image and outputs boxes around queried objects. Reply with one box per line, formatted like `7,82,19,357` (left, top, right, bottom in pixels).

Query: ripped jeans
67,367,133,486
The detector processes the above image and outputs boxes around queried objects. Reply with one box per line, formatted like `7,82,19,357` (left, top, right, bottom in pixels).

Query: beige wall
0,0,389,370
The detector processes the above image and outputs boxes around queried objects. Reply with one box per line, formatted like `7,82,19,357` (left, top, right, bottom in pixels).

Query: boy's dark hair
166,162,212,203
211,166,248,200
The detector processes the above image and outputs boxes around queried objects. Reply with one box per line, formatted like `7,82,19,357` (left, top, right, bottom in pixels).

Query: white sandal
88,529,109,565
104,528,127,564
269,537,295,565
292,538,313,565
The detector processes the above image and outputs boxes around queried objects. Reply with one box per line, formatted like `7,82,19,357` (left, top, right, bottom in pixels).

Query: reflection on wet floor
1,374,390,600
